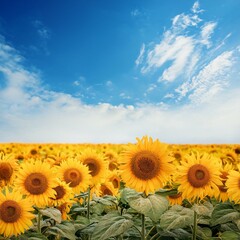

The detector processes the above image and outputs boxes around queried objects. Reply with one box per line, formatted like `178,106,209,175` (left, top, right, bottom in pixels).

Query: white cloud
191,1,204,14
200,22,217,47
106,80,113,87
172,13,201,30
137,1,219,84
131,9,141,17
135,44,145,66
176,51,234,103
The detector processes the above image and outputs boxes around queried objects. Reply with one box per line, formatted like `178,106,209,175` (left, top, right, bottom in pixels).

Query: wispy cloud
32,20,51,54
131,9,141,17
32,20,51,40
138,2,204,82
176,51,234,103
135,44,145,66
135,1,239,108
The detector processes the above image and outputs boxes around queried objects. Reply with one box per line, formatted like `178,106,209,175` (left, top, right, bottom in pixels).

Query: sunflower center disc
112,178,119,188
0,200,21,223
0,163,13,181
101,186,113,196
131,151,160,180
169,192,182,199
84,159,100,177
187,164,210,188
195,170,205,180
64,168,81,187
24,173,48,195
53,186,66,200
218,172,228,192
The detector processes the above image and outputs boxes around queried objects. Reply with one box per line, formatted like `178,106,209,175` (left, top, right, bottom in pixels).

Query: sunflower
49,179,75,208
0,188,35,237
0,153,19,187
217,163,233,202
14,160,58,207
57,158,92,194
104,150,119,171
78,148,108,186
99,182,119,197
176,152,222,201
107,170,121,190
167,191,184,206
57,202,72,220
119,136,174,195
225,164,240,203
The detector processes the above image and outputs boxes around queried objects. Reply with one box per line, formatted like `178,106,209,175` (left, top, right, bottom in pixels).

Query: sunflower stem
145,225,155,239
141,213,145,240
37,210,41,233
87,186,91,219
192,210,197,240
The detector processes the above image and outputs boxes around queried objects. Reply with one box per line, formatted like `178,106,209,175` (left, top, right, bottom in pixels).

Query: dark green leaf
47,221,76,240
219,231,240,240
211,202,240,226
160,205,194,230
128,194,169,222
39,207,62,223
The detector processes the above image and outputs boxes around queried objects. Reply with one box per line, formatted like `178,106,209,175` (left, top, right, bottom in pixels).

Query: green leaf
128,194,169,222
91,212,134,240
39,207,62,223
47,221,76,240
160,205,194,230
120,188,140,204
192,201,213,217
101,219,134,240
24,232,49,240
219,231,240,240
211,202,240,226
92,195,117,206
196,226,212,239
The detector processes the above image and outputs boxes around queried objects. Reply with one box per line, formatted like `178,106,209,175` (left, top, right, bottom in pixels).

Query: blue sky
0,0,240,143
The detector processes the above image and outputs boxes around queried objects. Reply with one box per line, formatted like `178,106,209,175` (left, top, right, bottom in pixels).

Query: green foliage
91,212,134,240
160,205,194,230
211,202,240,226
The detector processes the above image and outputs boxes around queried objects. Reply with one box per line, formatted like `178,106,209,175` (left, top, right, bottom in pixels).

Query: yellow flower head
57,157,92,194
0,188,35,237
14,160,58,207
119,136,174,195
0,153,19,187
79,148,108,186
177,152,222,201
226,164,240,203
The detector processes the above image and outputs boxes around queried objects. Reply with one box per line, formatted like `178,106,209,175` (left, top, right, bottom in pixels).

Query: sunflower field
0,136,240,240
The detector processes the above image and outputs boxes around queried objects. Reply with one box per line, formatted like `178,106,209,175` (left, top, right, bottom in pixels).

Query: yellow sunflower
167,191,184,206
225,164,240,203
14,160,58,207
78,148,108,186
176,152,222,201
0,188,35,237
119,136,174,195
57,202,72,220
57,158,92,194
217,163,233,202
106,170,121,190
0,153,19,187
99,182,118,197
49,179,75,207
104,150,119,171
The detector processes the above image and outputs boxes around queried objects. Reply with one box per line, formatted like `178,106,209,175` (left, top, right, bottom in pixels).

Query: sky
0,0,240,144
